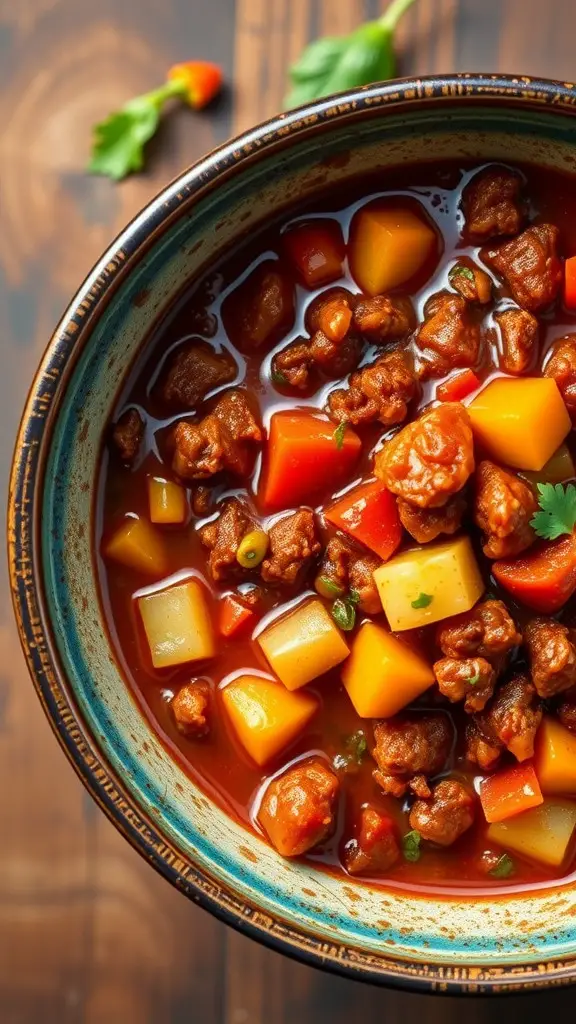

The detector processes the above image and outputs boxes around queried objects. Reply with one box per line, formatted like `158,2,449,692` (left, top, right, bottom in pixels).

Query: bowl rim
9,72,576,995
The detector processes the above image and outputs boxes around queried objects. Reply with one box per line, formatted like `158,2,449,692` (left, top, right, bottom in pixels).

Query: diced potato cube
373,536,485,631
105,517,167,576
520,443,575,488
349,203,438,296
487,799,576,868
222,674,318,766
148,476,187,524
535,716,576,795
138,579,215,669
342,623,434,718
257,598,349,690
468,377,571,471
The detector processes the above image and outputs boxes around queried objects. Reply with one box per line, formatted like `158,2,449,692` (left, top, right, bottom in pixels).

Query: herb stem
144,78,188,110
380,0,418,31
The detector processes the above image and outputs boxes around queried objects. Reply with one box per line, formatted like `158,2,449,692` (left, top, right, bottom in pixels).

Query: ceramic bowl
10,73,576,994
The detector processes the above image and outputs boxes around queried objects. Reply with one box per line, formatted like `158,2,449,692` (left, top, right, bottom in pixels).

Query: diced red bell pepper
325,480,402,561
493,532,576,613
219,595,255,638
259,412,361,511
565,255,576,311
436,369,481,403
283,220,345,289
480,762,543,823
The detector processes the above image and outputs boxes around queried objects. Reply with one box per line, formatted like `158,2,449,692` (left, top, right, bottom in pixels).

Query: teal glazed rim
9,74,576,994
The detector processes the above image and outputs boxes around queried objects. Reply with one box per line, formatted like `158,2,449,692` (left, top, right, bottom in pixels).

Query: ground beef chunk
483,224,562,311
257,758,339,857
172,390,262,480
462,166,523,241
158,341,237,409
344,806,400,876
261,509,321,586
495,308,539,375
272,332,362,391
199,499,254,581
112,408,144,464
222,261,295,352
474,460,537,559
557,694,576,734
375,403,474,509
327,349,417,427
475,674,542,762
316,535,381,615
544,336,576,421
409,780,475,847
372,714,452,798
306,288,354,342
434,656,497,713
415,292,481,379
449,262,492,304
397,494,466,543
525,618,576,698
170,680,211,737
352,295,415,341
437,600,521,661
465,719,502,770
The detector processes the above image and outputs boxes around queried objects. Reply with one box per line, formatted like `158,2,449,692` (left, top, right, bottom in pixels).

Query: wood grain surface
1,1,576,1021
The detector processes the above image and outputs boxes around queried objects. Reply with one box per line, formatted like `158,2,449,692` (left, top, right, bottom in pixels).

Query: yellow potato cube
257,598,349,690
373,536,485,631
148,476,187,524
105,517,167,576
342,623,434,718
349,204,438,296
138,579,215,669
487,799,576,868
222,674,318,766
468,377,571,471
534,716,576,795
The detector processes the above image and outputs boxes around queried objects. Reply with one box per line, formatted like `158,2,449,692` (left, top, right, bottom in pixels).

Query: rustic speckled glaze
10,75,576,994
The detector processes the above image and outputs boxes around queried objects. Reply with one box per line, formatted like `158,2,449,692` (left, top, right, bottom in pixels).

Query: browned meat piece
415,293,481,380
191,484,213,517
409,780,475,847
222,261,295,352
437,600,521,661
474,460,537,559
112,408,144,464
257,758,339,857
465,718,502,770
272,340,313,390
476,674,542,762
397,494,466,544
344,806,400,876
449,262,492,304
158,341,237,409
375,403,474,509
172,390,262,480
199,498,254,581
261,509,321,586
557,695,576,734
306,287,354,342
495,308,539,375
316,535,381,615
544,336,576,421
483,224,562,311
372,714,452,798
170,680,211,737
272,321,362,391
462,166,523,241
327,349,417,427
352,295,415,341
524,618,576,698
434,656,497,713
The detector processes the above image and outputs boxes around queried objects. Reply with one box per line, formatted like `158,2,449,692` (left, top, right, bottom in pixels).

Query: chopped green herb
271,368,289,386
348,588,361,606
411,592,433,609
331,597,356,631
530,482,576,540
489,853,515,879
467,671,481,686
333,421,348,450
345,730,368,764
449,264,475,284
402,830,422,863
316,575,346,599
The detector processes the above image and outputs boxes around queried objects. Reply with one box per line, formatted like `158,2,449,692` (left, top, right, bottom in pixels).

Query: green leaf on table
88,100,160,181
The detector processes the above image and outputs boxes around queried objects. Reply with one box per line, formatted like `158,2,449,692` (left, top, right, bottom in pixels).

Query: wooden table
1,1,575,1020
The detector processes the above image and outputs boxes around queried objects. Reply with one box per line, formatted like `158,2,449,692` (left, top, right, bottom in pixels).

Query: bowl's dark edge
8,73,576,995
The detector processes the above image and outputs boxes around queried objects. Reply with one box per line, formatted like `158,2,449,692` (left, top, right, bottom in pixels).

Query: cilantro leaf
317,576,345,597
333,421,348,450
467,671,480,686
411,592,433,609
449,264,475,283
271,369,289,386
402,830,422,863
489,853,515,879
89,100,160,181
332,597,356,631
345,730,368,764
530,482,576,540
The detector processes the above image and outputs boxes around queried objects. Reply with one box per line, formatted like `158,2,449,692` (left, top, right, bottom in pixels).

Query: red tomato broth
97,160,576,892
